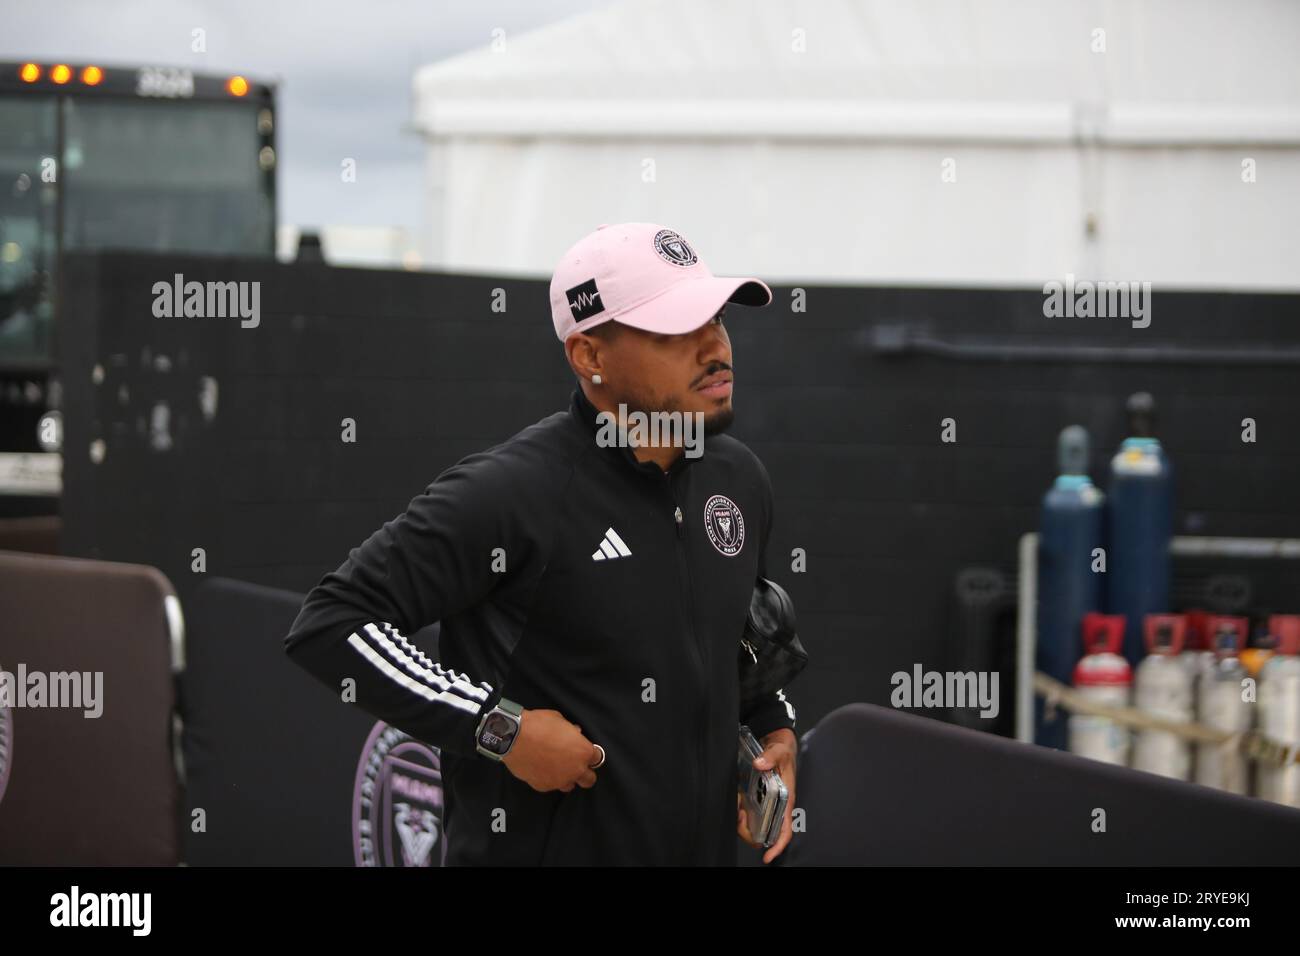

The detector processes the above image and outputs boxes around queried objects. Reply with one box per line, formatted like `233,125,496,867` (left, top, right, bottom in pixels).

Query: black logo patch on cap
566,278,605,321
653,229,698,267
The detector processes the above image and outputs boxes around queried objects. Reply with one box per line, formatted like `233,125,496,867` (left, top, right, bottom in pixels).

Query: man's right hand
501,708,601,792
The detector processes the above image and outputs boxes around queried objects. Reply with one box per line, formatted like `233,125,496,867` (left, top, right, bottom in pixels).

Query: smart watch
475,697,523,760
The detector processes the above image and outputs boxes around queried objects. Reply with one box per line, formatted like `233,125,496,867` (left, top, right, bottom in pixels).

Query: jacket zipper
668,481,710,865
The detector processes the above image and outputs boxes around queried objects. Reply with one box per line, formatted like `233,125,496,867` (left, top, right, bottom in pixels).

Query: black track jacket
284,386,797,865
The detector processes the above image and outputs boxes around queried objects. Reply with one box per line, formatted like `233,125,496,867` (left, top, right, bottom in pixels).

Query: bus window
62,97,273,256
0,95,58,368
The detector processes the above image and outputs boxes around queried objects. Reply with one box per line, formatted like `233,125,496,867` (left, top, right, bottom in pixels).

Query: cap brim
611,276,773,336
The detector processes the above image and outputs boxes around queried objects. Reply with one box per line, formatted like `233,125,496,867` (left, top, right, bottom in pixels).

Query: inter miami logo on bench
566,278,605,321
352,721,446,867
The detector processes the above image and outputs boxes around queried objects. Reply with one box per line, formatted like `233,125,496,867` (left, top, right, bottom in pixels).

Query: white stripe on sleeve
360,622,491,703
346,633,484,715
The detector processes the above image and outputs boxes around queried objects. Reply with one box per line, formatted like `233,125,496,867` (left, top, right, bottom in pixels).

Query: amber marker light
19,63,41,83
226,75,249,97
50,64,72,84
81,65,104,86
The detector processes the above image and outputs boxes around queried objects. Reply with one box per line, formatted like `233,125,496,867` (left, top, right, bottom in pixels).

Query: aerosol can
1069,612,1131,766
1132,614,1191,781
1257,615,1300,807
1194,616,1250,794
1036,426,1105,750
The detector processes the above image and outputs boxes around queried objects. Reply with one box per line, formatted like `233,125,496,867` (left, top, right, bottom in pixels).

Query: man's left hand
736,727,797,864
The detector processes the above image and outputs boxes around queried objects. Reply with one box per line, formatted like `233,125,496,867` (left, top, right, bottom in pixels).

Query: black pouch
738,577,808,714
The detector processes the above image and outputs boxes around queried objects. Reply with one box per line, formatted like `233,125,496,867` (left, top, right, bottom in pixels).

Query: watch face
480,711,517,754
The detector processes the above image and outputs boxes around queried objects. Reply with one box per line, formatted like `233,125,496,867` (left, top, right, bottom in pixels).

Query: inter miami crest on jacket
704,494,745,556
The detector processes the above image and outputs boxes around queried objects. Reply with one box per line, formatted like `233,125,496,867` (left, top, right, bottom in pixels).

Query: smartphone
737,724,789,848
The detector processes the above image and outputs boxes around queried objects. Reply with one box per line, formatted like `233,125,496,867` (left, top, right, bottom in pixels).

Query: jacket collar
568,386,702,480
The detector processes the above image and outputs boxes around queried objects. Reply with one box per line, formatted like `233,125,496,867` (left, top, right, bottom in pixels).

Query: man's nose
694,320,730,364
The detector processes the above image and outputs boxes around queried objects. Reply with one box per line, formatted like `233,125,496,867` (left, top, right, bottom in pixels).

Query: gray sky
1,0,608,236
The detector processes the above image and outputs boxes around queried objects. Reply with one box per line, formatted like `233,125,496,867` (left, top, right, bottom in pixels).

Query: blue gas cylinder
1106,393,1174,667
1036,425,1105,750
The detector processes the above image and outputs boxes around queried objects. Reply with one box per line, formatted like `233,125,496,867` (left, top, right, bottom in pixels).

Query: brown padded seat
0,516,60,556
0,550,181,864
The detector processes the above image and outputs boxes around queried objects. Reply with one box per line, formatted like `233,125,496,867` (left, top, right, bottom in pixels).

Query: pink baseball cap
550,222,772,341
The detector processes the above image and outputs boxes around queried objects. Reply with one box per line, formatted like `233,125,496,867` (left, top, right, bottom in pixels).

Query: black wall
59,252,1300,737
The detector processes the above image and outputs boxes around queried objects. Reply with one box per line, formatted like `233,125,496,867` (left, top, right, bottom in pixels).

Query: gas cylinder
1132,614,1192,780
1106,393,1174,667
1180,610,1214,683
1257,615,1300,807
1194,616,1250,794
1069,612,1131,766
1036,425,1105,750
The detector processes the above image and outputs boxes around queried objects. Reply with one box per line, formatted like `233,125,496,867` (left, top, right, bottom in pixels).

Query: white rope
1033,671,1300,769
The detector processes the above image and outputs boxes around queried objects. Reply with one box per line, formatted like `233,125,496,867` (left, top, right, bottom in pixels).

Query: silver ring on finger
590,744,606,769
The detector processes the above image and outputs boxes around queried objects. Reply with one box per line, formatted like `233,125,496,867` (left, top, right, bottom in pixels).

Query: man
285,222,798,865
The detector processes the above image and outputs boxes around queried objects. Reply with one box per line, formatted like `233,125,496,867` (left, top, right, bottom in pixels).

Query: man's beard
702,404,735,437
616,387,736,439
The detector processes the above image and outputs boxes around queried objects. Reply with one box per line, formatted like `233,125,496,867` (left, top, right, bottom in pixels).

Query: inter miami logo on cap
703,494,745,556
566,278,605,321
653,229,698,267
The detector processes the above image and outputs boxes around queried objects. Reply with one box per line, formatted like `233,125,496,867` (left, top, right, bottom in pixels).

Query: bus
0,60,276,514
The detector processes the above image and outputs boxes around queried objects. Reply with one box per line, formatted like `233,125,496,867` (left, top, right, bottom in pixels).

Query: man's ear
566,332,599,381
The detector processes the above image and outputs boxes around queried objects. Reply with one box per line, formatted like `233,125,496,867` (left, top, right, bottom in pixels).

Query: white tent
412,0,1300,289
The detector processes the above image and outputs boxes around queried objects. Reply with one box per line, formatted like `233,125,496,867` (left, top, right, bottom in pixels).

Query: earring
592,374,603,385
